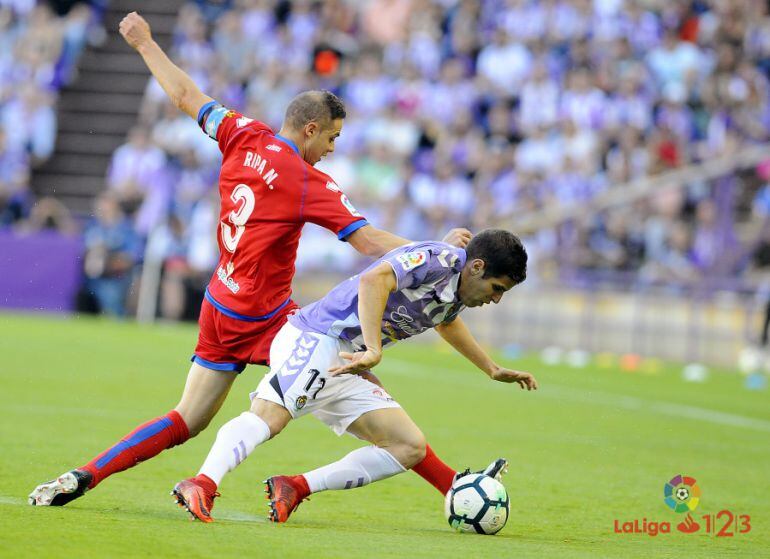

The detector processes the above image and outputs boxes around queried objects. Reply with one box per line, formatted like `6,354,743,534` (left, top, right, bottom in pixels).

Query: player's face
458,260,517,307
303,118,343,165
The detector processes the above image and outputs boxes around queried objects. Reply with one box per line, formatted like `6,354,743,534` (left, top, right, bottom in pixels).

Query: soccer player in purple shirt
172,229,537,523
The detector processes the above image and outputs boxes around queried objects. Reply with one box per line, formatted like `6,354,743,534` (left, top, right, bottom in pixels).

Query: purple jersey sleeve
383,246,461,290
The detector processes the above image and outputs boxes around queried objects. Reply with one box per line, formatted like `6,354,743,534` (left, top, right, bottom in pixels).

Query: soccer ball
444,474,510,535
676,487,690,501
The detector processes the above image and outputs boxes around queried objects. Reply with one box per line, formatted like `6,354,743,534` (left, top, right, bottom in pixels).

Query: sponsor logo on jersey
216,263,240,293
236,116,254,128
295,395,308,410
396,250,427,271
326,181,341,192
266,144,282,152
340,194,361,216
390,305,414,324
388,305,421,335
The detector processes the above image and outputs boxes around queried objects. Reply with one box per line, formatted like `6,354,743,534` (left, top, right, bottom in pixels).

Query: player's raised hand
490,367,538,390
119,12,152,51
328,349,382,376
442,228,472,248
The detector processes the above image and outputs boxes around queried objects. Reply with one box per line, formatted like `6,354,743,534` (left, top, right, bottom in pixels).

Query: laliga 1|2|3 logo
613,475,752,537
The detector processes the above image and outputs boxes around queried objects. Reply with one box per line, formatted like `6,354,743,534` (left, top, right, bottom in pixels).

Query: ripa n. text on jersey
243,151,279,189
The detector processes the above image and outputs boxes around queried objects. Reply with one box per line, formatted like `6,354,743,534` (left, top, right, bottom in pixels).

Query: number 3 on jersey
222,183,255,253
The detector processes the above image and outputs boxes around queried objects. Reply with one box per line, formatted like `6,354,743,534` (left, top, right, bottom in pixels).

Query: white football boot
28,470,92,506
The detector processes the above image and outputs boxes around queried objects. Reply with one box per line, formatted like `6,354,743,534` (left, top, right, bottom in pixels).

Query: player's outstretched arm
346,225,411,258
329,262,397,376
119,12,213,120
346,226,472,258
435,317,538,390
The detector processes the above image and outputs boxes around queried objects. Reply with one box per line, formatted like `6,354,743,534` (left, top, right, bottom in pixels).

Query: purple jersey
289,241,466,349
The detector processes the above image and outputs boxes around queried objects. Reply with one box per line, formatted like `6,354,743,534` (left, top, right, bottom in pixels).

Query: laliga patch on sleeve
340,194,361,217
396,250,427,271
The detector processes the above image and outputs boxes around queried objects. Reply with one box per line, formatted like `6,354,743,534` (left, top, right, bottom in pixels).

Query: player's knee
175,407,210,438
407,433,428,467
393,430,426,469
249,398,291,438
260,415,286,439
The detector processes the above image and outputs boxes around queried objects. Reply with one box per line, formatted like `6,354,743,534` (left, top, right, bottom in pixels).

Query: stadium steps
68,71,151,94
58,92,145,114
55,132,125,156
57,112,138,134
38,152,113,175
77,51,161,74
34,175,111,215
31,0,181,216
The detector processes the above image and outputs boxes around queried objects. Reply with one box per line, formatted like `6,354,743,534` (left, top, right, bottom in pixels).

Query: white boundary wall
294,276,760,367
457,285,759,367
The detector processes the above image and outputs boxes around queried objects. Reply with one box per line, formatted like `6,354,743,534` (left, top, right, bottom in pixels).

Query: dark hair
465,229,527,284
284,90,346,130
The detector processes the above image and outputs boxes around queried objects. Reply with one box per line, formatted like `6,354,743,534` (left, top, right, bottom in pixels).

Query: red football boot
171,477,219,523
264,475,310,523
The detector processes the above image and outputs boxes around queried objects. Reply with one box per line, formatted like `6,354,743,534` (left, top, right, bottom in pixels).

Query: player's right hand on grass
329,349,382,376
119,11,152,51
490,367,538,390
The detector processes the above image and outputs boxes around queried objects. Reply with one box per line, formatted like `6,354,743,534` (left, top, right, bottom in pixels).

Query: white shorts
251,322,401,435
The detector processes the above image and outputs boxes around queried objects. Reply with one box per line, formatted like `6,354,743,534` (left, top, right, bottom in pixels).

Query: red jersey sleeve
303,173,369,240
197,102,272,153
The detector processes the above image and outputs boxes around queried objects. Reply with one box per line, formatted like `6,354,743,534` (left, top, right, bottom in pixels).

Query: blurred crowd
0,0,104,228
5,0,770,318
128,0,770,286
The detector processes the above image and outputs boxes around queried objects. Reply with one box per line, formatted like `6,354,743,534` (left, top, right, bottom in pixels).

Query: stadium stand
3,0,770,324
29,0,180,215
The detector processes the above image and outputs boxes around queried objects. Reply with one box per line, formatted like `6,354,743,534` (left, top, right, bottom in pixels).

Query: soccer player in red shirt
29,11,480,508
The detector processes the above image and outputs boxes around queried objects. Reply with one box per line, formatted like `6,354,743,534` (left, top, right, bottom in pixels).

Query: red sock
193,474,218,497
411,444,457,495
81,410,190,488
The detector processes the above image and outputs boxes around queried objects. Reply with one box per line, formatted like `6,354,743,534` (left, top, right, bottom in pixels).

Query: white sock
303,446,406,493
198,412,271,486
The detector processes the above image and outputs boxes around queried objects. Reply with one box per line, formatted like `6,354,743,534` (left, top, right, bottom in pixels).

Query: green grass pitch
1,313,768,558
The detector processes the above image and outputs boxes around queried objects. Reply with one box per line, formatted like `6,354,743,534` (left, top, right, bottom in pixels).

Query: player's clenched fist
442,228,472,249
119,11,152,50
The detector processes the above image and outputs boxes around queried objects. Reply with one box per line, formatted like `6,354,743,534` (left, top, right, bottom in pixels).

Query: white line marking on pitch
0,495,25,505
384,358,770,433
0,494,267,523
217,511,268,523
